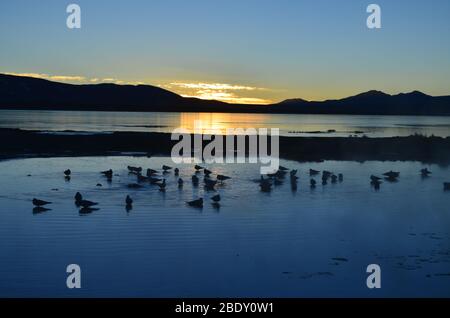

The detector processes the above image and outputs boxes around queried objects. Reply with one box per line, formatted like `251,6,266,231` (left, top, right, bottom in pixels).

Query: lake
0,110,449,137
0,156,449,297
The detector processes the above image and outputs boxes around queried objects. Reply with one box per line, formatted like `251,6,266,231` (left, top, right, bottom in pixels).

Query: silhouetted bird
217,175,231,182
279,166,289,171
370,175,382,182
383,171,400,179
32,198,51,207
78,200,98,208
290,170,298,176
204,168,212,176
149,177,162,184
174,168,180,176
421,168,432,177
338,173,344,182
178,178,184,187
310,179,317,188
309,169,320,176
101,169,113,179
146,168,157,177
162,165,172,171
126,195,133,205
64,169,71,176
74,192,83,203
157,179,166,191
211,194,221,202
259,177,272,192
204,178,217,189
137,174,149,182
331,175,338,183
128,166,142,173
187,198,203,208
195,165,204,171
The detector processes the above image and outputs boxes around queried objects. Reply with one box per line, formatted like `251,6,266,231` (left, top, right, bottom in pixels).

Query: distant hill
1,73,450,115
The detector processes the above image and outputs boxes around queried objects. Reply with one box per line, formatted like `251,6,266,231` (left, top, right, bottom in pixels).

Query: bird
137,174,149,182
309,169,320,176
279,166,289,171
187,198,203,208
78,200,98,208
204,178,217,189
259,177,272,192
322,171,332,179
101,169,113,179
211,194,221,202
217,175,231,182
64,169,71,176
157,179,166,191
126,195,133,206
331,175,338,183
149,177,162,184
32,198,51,207
204,168,212,176
162,165,172,171
310,179,317,188
421,168,432,177
146,168,157,177
383,171,400,178
174,168,180,176
338,173,344,182
290,170,298,176
74,192,83,203
195,165,204,171
370,175,382,182
128,166,142,173
178,178,184,187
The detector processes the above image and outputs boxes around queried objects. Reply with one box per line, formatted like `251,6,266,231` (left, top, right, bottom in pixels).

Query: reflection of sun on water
178,112,272,134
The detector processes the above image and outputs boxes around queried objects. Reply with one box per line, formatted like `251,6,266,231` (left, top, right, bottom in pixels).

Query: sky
1,0,450,104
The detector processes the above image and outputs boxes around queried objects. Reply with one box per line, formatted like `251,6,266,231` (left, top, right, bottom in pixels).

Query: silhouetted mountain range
1,73,450,115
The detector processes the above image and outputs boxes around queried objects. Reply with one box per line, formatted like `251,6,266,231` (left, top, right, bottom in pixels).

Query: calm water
0,156,449,297
0,110,450,137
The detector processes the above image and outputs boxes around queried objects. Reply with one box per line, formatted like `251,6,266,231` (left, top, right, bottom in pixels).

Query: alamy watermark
171,120,279,174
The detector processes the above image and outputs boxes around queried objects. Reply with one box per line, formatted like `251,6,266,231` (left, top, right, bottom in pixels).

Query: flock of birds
31,164,231,213
31,164,450,214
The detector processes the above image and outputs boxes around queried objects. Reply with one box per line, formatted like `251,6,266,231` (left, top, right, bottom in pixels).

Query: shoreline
1,128,450,164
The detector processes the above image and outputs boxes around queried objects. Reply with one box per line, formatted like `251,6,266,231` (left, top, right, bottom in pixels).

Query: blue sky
1,0,450,103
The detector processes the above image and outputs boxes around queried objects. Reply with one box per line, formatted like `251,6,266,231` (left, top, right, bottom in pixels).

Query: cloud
165,82,272,104
5,72,86,82
4,72,144,86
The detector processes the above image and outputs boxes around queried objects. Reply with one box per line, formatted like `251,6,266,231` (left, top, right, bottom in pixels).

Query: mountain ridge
1,73,450,115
